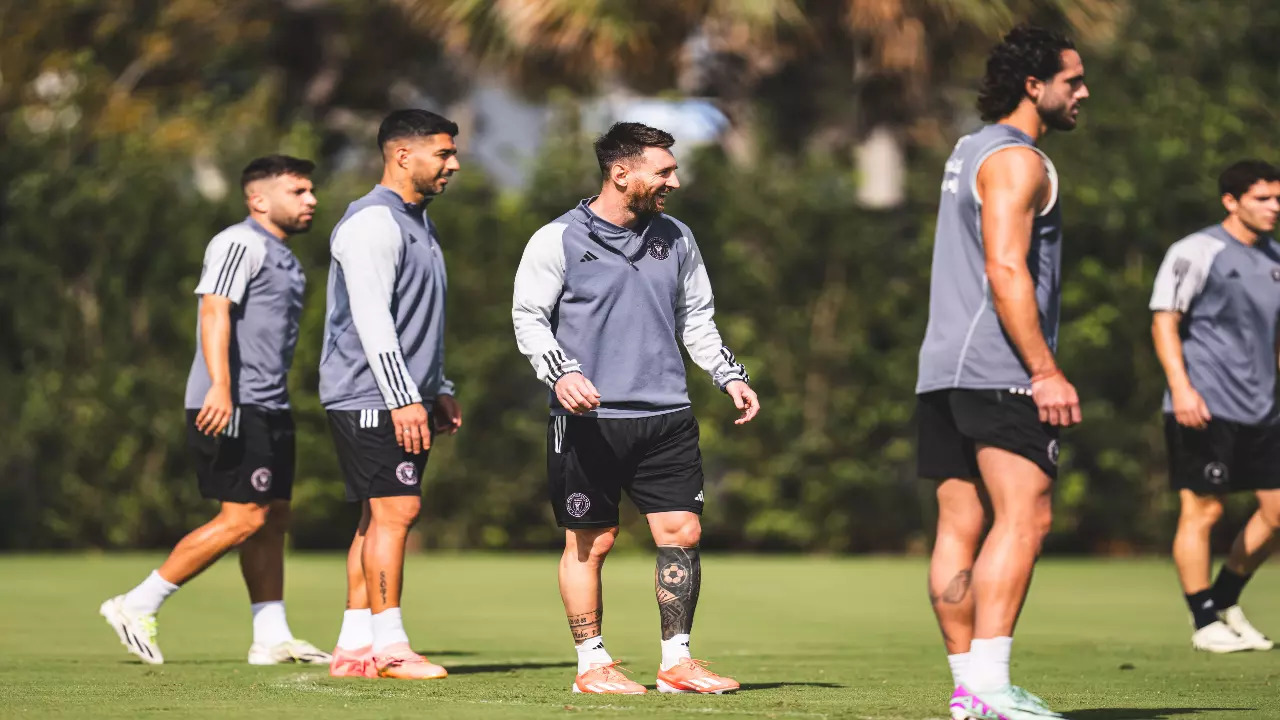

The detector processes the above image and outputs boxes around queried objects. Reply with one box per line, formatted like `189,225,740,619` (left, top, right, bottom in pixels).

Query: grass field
2,554,1279,719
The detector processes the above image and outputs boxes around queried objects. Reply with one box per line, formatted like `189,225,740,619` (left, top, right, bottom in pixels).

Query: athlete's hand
725,381,759,425
1030,371,1082,427
196,384,234,436
392,402,432,454
1171,385,1212,430
555,372,601,414
432,393,463,435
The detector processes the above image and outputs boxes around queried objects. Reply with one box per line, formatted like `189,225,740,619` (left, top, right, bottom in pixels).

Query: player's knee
566,528,617,565
1180,497,1224,528
370,497,421,529
225,504,270,542
663,521,701,548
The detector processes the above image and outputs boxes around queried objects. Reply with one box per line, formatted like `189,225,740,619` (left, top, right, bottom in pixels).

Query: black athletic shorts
547,408,705,528
185,406,295,504
328,409,430,502
916,389,1060,480
1164,415,1280,494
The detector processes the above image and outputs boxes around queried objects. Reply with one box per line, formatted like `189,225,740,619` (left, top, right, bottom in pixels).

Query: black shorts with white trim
547,408,705,528
185,406,295,504
328,409,430,502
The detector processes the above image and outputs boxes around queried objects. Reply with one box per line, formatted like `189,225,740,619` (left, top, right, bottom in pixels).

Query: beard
626,187,665,217
273,212,313,235
413,170,450,198
1038,98,1078,131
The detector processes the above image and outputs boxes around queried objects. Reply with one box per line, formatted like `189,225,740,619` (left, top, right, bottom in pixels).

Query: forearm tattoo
568,607,603,643
656,545,701,640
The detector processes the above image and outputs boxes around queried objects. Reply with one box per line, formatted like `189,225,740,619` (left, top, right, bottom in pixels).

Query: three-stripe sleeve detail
212,243,248,298
377,351,418,407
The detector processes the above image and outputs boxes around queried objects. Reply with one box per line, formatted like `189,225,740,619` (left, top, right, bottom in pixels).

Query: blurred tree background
2,0,1277,552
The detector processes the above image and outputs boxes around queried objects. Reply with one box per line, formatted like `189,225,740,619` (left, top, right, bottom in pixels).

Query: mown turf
1,553,1278,718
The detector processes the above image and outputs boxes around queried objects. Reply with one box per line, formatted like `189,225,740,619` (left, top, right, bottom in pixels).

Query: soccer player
915,25,1088,719
321,110,463,680
1150,159,1280,653
512,122,759,695
100,156,329,666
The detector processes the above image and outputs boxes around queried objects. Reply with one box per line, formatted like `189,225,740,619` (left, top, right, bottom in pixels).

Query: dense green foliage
2,0,1278,550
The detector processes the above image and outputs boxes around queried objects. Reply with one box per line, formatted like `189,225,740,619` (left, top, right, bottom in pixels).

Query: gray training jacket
319,185,454,412
512,198,748,418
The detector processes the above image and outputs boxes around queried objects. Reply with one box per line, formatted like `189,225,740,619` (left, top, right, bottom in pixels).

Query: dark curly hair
977,24,1075,122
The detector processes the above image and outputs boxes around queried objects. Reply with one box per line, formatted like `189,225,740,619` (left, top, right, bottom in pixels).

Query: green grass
2,554,1279,719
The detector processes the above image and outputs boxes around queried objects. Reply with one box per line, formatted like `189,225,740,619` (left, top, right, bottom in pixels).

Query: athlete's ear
610,161,629,189
1025,75,1044,103
244,183,269,214
1222,192,1239,216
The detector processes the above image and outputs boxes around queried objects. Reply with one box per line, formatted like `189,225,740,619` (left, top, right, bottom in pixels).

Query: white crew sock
968,637,1013,693
371,608,410,653
122,570,180,615
336,609,373,650
947,652,970,688
575,635,613,673
660,633,692,671
250,601,294,647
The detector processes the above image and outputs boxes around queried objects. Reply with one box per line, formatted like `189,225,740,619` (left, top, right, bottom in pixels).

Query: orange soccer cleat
656,658,739,694
572,661,648,694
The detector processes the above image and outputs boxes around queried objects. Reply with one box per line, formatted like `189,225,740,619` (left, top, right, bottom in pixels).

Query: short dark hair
1219,159,1280,199
240,155,314,191
377,109,459,149
976,24,1075,122
593,122,675,176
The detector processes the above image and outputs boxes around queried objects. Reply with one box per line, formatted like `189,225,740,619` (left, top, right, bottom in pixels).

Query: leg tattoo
939,569,972,605
656,546,701,640
379,571,388,605
568,607,603,643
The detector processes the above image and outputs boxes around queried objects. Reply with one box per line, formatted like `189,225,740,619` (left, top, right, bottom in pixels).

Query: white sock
968,637,1013,693
575,635,613,673
336,609,373,650
371,608,410,653
660,633,692,671
251,601,294,647
947,652,970,688
122,570,180,615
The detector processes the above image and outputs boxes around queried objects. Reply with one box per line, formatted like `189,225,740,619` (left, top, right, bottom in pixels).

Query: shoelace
591,660,634,682
381,651,428,668
678,658,718,676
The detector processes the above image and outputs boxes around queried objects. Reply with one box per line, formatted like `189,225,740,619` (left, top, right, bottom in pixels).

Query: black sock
1186,589,1219,630
1212,567,1252,610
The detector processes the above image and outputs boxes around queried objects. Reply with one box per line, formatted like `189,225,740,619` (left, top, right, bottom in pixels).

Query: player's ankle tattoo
656,545,701,640
929,568,972,605
568,607,602,643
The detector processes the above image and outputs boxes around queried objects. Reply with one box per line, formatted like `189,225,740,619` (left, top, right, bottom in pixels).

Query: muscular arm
199,295,233,389
979,147,1056,378
1152,311,1192,394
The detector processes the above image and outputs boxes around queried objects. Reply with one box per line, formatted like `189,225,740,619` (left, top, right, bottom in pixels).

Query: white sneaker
1219,605,1274,651
1192,620,1254,653
99,595,164,664
248,639,333,665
